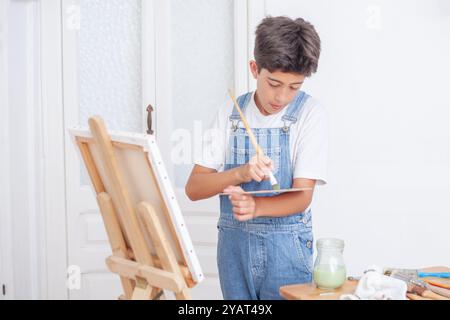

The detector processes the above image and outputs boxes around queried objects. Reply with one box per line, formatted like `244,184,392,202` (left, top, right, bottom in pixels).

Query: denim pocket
293,230,314,274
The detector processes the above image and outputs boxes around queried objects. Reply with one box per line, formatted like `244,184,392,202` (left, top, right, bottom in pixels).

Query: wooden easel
74,116,194,300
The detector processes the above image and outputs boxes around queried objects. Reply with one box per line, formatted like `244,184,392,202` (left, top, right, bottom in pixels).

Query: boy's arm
227,178,316,221
185,165,244,201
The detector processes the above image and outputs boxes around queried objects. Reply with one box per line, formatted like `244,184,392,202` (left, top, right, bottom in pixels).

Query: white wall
260,0,450,274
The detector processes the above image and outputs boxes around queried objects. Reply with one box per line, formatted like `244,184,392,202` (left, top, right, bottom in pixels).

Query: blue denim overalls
217,90,314,300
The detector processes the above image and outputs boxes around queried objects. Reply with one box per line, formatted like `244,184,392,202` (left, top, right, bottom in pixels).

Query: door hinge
2,284,5,296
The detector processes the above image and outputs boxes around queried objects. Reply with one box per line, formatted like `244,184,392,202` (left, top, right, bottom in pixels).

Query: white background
260,0,450,275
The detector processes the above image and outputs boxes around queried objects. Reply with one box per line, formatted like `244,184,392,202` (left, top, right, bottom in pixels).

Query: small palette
219,187,313,196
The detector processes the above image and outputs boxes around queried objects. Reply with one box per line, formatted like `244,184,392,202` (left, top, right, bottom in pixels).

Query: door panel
155,0,235,300
0,0,8,301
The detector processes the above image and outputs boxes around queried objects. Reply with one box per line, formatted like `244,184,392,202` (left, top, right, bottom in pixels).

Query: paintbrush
228,89,280,190
390,271,449,300
426,283,450,298
219,187,313,196
423,279,450,290
384,268,450,279
386,268,450,298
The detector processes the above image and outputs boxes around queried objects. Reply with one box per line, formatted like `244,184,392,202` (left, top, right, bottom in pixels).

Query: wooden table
280,266,450,300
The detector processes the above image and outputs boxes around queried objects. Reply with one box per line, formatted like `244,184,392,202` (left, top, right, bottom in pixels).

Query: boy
185,16,328,300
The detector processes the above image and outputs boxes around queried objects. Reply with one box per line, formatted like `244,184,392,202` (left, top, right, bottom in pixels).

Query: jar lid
317,238,345,249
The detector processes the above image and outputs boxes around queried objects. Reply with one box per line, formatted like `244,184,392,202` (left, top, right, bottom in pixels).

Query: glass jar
313,238,347,289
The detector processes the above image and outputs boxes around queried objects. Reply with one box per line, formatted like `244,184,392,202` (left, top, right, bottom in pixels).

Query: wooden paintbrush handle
228,90,277,184
424,279,450,290
421,289,449,300
407,293,432,300
228,90,261,153
428,284,450,299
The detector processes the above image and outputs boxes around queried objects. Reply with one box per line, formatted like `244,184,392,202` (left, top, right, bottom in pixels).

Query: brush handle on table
420,289,449,300
428,285,450,299
407,293,432,300
424,279,450,290
418,272,450,278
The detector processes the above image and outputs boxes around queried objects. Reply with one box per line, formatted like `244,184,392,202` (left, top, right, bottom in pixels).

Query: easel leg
139,202,192,300
97,192,135,299
131,276,165,300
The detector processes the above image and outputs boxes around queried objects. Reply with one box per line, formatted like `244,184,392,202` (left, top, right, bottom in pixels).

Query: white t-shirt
195,91,328,185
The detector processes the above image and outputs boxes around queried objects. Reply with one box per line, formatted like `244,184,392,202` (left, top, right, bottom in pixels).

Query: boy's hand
224,186,258,222
237,154,274,183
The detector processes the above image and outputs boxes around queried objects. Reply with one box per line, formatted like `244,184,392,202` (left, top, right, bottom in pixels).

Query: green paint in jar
313,265,347,289
313,238,347,289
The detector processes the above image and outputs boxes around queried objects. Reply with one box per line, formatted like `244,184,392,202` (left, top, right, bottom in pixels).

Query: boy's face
250,61,305,116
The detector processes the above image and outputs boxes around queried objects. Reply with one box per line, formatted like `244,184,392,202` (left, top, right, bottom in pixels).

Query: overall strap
281,91,310,132
229,92,253,131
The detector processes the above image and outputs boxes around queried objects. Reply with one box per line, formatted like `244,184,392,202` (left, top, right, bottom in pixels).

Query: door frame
0,0,13,300
39,0,69,299
2,0,53,299
234,0,266,94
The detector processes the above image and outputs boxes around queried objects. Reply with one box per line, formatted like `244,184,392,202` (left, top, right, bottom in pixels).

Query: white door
62,0,238,299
